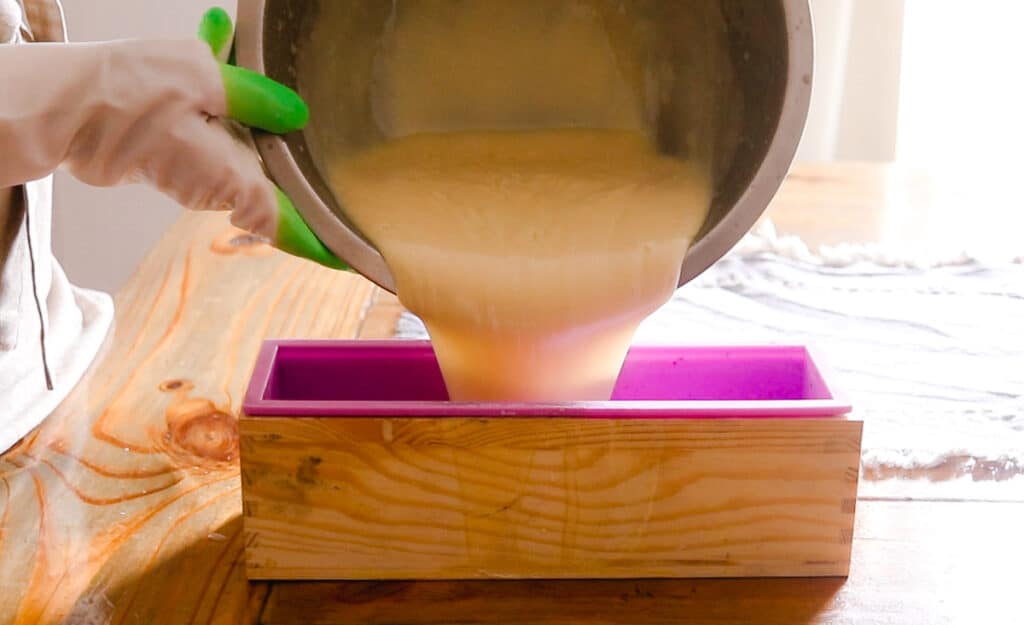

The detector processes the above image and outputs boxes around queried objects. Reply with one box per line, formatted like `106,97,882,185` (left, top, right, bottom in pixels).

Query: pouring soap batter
322,0,734,401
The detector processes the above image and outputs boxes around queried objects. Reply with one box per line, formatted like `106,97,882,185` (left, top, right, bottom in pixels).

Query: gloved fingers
140,114,277,237
144,115,347,270
220,64,309,134
197,7,308,134
275,188,350,270
195,8,341,269
3,39,227,188
198,6,233,62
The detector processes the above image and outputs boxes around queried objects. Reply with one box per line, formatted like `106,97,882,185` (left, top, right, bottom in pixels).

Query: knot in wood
159,378,194,392
165,397,239,462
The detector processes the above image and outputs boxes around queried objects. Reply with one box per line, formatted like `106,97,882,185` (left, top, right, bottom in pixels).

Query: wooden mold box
239,340,861,581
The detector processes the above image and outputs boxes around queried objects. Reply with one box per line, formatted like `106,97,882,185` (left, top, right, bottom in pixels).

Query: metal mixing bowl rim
236,0,814,293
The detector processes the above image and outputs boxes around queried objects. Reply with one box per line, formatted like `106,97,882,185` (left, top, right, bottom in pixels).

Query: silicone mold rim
242,340,852,419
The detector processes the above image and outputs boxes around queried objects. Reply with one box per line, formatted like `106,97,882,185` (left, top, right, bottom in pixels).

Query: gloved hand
0,7,346,270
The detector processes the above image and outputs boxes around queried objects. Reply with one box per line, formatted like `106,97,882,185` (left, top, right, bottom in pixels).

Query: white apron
0,0,113,453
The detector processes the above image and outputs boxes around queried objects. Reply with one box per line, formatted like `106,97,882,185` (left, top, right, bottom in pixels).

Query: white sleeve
0,39,278,238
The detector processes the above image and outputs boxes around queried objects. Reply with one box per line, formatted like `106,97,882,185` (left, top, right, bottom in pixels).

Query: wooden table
1,163,1021,625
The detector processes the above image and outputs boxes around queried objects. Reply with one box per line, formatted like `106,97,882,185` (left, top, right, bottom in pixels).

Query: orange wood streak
303,274,337,332
71,255,181,421
206,538,250,625
0,213,382,624
46,441,178,479
188,524,243,625
6,471,241,624
113,485,242,625
264,266,315,337
91,474,239,561
13,469,49,625
271,271,307,335
1,430,44,467
33,454,184,506
94,250,195,453
0,476,10,552
217,262,301,415
120,250,178,363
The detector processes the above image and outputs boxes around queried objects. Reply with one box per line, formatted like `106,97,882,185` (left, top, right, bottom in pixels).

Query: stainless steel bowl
236,0,813,292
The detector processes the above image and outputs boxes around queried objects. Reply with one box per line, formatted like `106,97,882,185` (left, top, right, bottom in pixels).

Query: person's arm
0,16,344,270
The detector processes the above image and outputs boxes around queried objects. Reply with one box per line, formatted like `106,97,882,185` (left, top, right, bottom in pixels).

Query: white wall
797,0,904,162
53,0,236,294
898,0,1024,170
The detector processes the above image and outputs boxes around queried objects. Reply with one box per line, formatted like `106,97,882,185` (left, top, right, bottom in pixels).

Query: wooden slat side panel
240,416,861,579
258,501,1024,625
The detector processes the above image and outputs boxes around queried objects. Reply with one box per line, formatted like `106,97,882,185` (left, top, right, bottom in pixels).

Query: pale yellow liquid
331,130,709,401
322,0,723,401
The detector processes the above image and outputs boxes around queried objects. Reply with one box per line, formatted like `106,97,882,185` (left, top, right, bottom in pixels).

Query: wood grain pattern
0,213,380,625
259,500,1024,625
240,415,862,580
0,163,1019,624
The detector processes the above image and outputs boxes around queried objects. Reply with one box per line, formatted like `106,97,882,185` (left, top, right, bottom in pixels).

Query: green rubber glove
198,7,348,271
